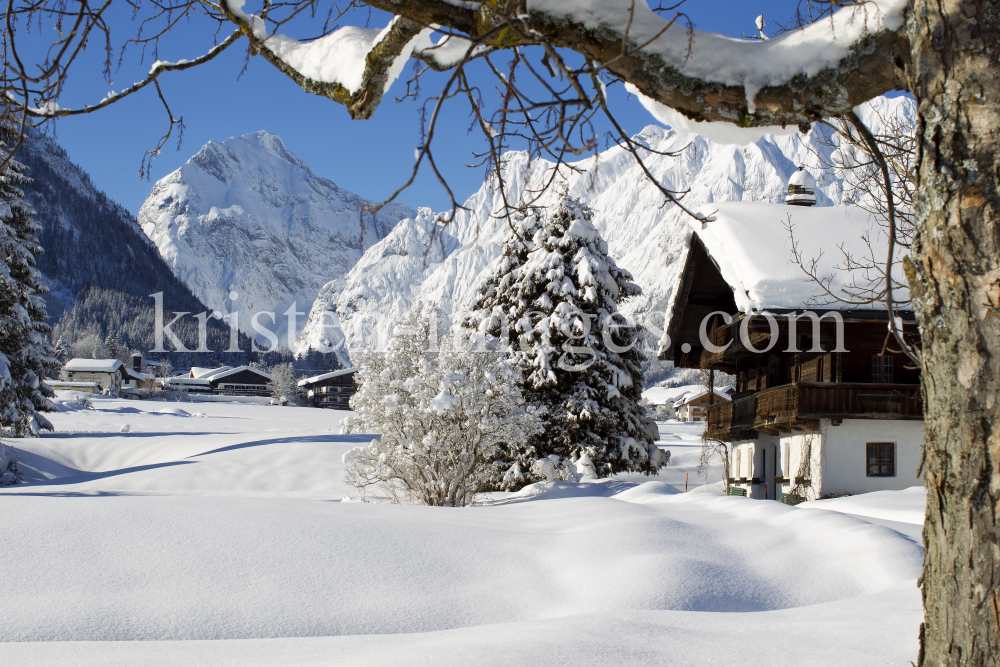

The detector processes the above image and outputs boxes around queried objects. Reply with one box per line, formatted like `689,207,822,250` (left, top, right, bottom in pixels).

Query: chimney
132,352,143,373
786,167,817,207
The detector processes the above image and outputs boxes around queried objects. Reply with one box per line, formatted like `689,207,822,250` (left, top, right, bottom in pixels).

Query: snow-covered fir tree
0,124,58,437
342,303,541,506
52,336,73,363
469,195,665,488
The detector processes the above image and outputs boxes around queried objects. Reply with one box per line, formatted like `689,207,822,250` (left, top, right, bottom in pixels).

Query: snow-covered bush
467,195,664,487
0,442,25,486
341,304,541,506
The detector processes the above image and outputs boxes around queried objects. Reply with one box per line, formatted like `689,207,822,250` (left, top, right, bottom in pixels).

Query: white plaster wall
731,435,779,498
819,418,923,495
781,429,825,501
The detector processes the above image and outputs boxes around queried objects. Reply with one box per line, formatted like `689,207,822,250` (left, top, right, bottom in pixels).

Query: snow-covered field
0,393,925,665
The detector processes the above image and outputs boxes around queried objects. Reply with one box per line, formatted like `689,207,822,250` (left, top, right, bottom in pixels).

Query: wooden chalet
298,368,359,409
661,201,923,501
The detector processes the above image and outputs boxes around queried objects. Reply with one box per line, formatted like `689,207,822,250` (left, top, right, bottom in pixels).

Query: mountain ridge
137,130,415,353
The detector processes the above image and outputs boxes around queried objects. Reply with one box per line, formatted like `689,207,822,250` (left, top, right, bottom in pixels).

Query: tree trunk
906,2,1000,665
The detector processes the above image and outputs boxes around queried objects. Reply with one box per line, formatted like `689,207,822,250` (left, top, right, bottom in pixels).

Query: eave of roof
298,367,360,387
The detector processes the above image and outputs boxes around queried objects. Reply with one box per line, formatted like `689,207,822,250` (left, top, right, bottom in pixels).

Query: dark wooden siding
211,369,272,387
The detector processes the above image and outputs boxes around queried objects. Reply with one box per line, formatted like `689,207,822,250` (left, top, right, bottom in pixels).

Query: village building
62,358,127,394
164,366,274,396
661,199,922,502
298,368,359,409
674,389,731,422
120,354,156,397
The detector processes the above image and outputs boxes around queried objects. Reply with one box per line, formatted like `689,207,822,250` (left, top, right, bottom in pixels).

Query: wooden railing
705,382,923,440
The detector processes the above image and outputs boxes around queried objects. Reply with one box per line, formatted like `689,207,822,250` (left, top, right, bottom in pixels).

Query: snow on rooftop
788,169,817,189
642,384,701,406
64,359,123,373
298,367,360,387
191,366,230,379
675,389,732,406
191,366,274,383
688,202,908,314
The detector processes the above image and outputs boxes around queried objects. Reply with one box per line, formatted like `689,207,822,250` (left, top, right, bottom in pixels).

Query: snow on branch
233,0,909,126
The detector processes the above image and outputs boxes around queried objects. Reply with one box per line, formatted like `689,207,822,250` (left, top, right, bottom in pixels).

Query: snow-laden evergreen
470,196,664,487
0,126,59,437
342,303,540,506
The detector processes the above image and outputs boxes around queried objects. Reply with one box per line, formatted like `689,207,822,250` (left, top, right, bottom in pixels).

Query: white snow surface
0,394,925,664
298,96,914,361
137,130,414,351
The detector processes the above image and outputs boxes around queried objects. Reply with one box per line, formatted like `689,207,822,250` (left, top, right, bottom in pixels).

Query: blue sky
39,1,809,215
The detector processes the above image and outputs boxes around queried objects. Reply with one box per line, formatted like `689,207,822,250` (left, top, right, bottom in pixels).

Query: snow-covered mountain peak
138,131,415,351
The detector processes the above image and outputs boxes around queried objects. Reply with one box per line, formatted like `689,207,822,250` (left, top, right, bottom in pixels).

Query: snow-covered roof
298,367,360,387
49,380,102,388
123,367,155,381
675,389,732,406
786,168,817,206
689,202,908,314
203,366,274,383
642,384,701,406
191,366,229,379
788,168,817,190
65,358,123,373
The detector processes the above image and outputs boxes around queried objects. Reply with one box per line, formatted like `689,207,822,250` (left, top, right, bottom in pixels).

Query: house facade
63,359,127,394
675,390,731,422
298,368,359,409
661,201,923,502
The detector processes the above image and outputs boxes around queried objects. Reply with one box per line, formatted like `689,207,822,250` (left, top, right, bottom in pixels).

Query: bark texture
906,1,1000,665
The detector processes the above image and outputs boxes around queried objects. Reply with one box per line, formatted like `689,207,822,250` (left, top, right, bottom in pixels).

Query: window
734,448,742,477
871,355,894,383
866,442,895,477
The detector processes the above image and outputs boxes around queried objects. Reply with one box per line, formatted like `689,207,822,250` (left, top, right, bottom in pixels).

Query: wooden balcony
705,382,923,441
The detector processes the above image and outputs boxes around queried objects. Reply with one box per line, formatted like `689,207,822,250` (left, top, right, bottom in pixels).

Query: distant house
63,358,126,394
298,368,359,409
164,366,274,396
674,390,731,422
121,367,155,397
661,200,923,501
131,352,166,376
121,354,156,397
